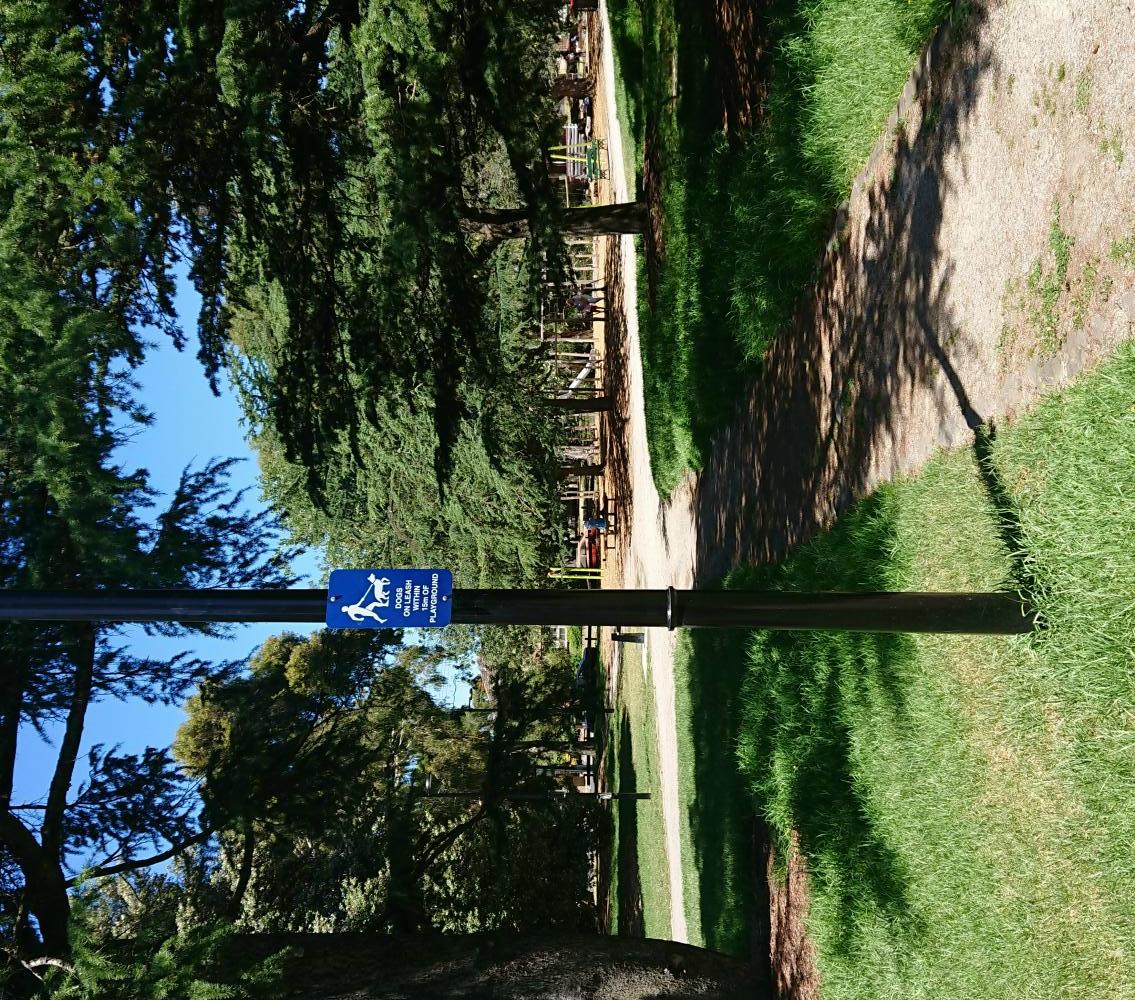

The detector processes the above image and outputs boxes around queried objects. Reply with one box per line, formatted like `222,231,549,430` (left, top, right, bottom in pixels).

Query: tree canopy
0,2,684,991
1,0,583,589
0,5,301,948
0,444,295,953
168,626,599,937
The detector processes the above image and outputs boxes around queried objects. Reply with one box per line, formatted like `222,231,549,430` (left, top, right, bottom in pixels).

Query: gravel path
600,0,1135,956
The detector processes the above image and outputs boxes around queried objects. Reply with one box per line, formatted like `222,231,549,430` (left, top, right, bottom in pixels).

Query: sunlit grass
672,340,1135,996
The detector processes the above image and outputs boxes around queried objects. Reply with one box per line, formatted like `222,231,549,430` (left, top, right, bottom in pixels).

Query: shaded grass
672,628,755,955
673,340,1135,996
605,643,672,939
607,0,951,494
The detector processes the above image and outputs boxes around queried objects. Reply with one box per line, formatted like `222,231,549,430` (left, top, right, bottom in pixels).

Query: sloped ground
601,0,1135,993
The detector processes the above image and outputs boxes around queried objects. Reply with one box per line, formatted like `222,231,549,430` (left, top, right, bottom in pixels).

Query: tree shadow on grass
738,628,925,956
685,493,925,957
615,709,646,936
677,625,758,958
972,422,1042,610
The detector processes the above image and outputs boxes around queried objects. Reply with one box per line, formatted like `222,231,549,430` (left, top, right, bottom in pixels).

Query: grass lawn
606,0,952,494
567,624,583,662
671,629,757,955
604,642,672,939
674,339,1135,996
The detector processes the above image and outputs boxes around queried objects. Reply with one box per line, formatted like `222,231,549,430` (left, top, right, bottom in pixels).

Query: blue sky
14,279,471,845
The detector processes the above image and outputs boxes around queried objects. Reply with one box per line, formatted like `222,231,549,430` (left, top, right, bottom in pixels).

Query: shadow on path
693,4,998,582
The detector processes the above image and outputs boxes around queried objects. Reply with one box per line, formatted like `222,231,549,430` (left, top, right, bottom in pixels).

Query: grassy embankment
672,336,1135,993
607,0,952,494
604,642,671,939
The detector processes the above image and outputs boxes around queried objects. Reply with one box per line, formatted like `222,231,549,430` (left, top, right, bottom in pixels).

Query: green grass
673,339,1135,996
566,624,583,661
1110,233,1135,269
1075,70,1092,114
605,643,672,939
606,0,645,196
1100,128,1125,167
671,628,756,955
1071,257,1099,329
607,0,951,494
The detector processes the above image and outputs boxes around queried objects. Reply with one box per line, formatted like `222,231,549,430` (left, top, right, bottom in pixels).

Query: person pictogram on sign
340,573,392,623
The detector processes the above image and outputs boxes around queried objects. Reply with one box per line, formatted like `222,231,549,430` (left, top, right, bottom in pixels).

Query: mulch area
601,234,635,548
767,836,822,1000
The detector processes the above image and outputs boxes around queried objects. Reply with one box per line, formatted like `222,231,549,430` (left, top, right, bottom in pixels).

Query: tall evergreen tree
1,0,607,589
0,445,295,955
0,2,301,956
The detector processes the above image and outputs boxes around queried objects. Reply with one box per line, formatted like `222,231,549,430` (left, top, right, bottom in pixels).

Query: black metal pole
0,587,1036,634
423,790,650,801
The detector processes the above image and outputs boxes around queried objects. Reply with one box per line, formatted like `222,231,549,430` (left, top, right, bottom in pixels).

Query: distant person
567,289,604,322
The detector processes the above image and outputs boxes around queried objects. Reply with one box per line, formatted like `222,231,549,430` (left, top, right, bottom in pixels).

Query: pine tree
0,7,296,947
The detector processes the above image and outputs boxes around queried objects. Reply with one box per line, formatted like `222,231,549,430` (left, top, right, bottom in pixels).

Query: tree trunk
0,624,96,957
552,75,595,100
216,932,761,999
547,396,612,414
42,625,96,857
559,202,647,237
0,812,71,957
461,202,646,247
227,823,256,920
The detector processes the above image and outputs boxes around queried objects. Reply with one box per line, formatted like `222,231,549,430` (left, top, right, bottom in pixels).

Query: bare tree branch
68,827,213,886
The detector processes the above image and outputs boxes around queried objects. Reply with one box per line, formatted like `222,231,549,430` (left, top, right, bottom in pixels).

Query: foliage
212,0,564,487
28,908,293,1000
424,797,600,933
0,5,303,954
0,0,601,964
169,626,600,937
174,629,477,933
0,446,293,953
249,384,563,587
0,0,574,593
607,0,951,492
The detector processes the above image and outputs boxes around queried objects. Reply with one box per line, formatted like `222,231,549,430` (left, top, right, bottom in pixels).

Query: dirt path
597,0,693,943
600,0,1135,966
691,0,1135,582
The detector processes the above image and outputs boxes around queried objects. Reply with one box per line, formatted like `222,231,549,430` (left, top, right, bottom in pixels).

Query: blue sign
326,569,453,629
